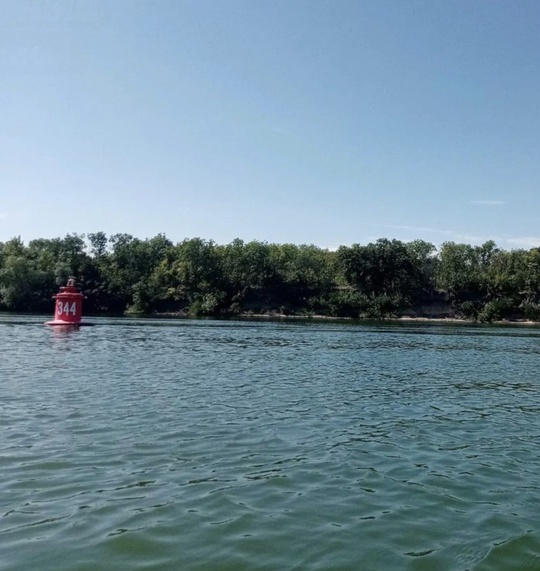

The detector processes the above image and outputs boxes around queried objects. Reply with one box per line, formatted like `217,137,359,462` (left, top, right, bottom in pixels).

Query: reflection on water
1,316,540,570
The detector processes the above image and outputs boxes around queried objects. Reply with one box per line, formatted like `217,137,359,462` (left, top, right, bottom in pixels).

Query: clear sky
1,0,539,249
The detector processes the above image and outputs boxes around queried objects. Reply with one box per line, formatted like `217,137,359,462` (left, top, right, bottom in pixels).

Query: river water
1,316,540,570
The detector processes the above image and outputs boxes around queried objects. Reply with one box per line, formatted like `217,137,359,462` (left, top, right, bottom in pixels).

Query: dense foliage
1,234,540,321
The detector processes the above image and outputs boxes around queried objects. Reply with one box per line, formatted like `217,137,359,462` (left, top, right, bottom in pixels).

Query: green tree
337,239,417,298
436,242,485,301
88,231,108,258
104,233,174,313
0,255,53,311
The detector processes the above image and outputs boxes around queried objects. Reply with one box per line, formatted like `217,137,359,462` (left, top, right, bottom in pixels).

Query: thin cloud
506,237,540,249
387,225,540,250
469,200,506,205
387,224,440,234
0,213,6,220
385,224,499,245
451,232,500,244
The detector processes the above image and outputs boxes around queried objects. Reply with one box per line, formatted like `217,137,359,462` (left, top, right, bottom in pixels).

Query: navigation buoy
45,277,92,327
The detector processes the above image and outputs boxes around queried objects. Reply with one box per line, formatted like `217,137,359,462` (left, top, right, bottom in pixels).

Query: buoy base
45,321,94,327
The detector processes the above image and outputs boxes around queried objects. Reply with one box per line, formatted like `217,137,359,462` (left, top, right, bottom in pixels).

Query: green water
2,316,540,570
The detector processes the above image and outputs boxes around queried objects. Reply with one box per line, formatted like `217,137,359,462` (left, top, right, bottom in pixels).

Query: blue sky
1,0,539,250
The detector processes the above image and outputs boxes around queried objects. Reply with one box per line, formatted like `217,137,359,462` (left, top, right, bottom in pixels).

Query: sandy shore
154,311,539,325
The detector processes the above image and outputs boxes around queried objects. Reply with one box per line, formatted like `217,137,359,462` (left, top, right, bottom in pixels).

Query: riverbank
152,310,540,326
2,309,538,326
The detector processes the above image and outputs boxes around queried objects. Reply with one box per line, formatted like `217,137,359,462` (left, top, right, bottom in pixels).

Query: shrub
457,300,480,320
478,297,514,323
520,301,540,322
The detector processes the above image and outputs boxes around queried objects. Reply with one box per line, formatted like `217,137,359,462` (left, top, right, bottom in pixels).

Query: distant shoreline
2,310,539,326
152,311,540,326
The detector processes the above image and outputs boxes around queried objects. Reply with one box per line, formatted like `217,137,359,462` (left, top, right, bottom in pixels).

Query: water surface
2,316,540,570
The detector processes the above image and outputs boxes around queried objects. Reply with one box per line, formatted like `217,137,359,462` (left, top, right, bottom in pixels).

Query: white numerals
57,301,77,316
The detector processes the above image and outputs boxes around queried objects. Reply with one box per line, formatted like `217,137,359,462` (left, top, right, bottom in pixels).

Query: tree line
1,233,540,321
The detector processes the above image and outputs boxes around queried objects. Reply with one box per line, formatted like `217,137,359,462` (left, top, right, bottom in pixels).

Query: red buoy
45,277,90,327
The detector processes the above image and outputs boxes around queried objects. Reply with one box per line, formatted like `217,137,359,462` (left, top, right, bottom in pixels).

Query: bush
316,290,370,317
520,301,540,322
188,291,226,316
478,297,514,323
362,294,402,319
457,300,480,320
